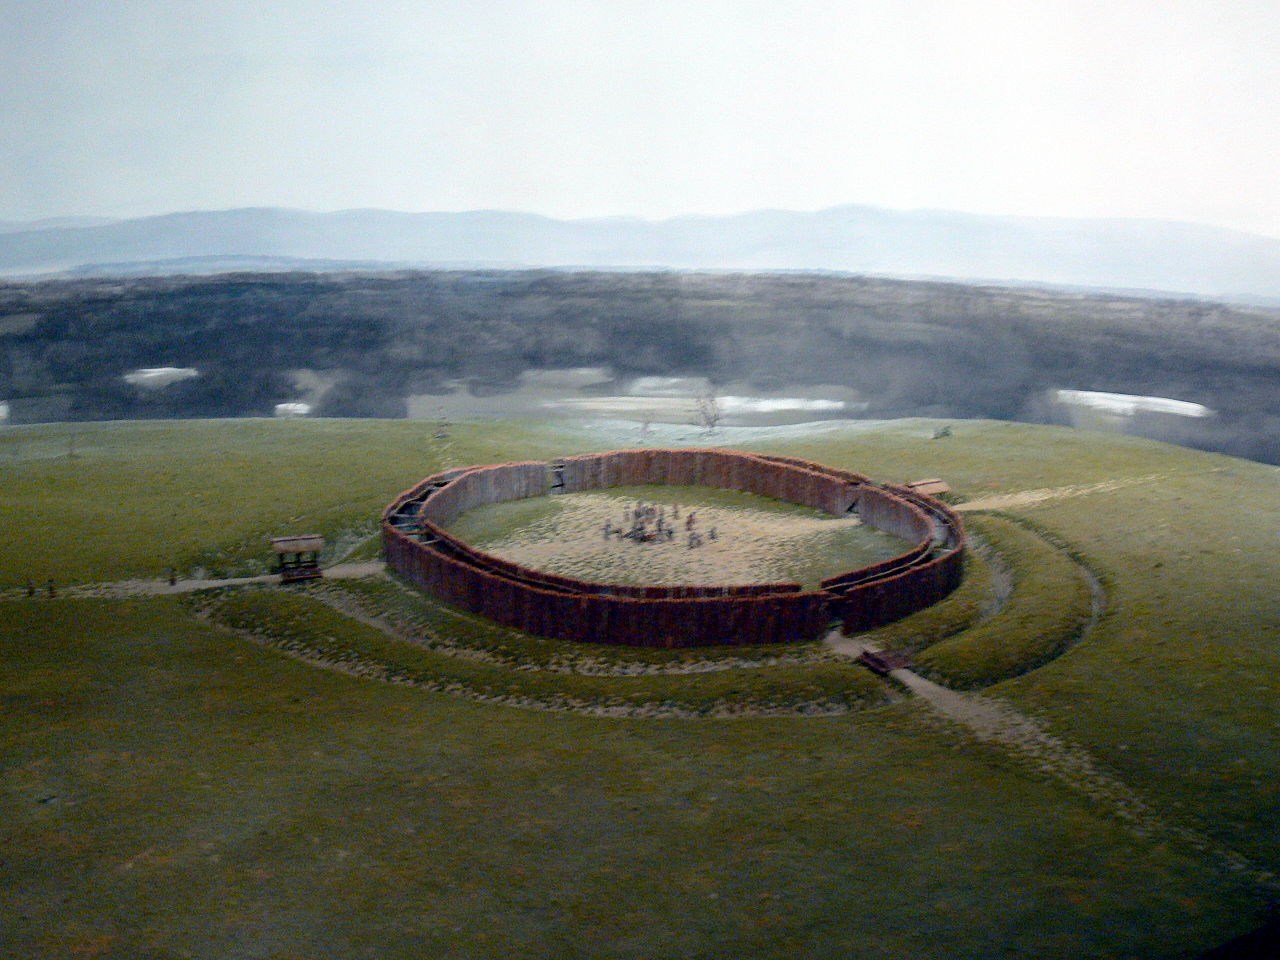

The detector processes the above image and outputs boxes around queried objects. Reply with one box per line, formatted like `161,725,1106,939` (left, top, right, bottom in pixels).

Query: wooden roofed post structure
270,535,325,583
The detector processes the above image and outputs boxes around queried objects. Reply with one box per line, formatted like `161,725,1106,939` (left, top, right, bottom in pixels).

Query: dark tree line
2,269,1279,463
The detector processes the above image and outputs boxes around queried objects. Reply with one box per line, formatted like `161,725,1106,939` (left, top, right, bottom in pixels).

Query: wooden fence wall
383,448,966,647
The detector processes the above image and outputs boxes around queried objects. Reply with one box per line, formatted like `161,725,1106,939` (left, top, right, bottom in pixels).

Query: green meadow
2,416,1278,959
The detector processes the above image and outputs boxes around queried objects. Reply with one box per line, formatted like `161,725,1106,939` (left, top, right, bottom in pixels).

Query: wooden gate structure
270,535,325,583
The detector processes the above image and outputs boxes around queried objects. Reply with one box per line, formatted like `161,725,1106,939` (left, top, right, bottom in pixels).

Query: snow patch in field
718,396,849,414
520,367,613,389
628,376,711,397
123,366,199,389
565,417,897,446
1055,389,1211,418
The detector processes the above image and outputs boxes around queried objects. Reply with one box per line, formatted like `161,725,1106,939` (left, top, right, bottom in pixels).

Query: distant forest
2,270,1279,464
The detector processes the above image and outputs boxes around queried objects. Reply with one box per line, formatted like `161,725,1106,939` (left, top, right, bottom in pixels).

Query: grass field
0,417,573,584
3,416,1279,959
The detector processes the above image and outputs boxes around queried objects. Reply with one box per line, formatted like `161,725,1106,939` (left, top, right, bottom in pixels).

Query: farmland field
2,416,1278,959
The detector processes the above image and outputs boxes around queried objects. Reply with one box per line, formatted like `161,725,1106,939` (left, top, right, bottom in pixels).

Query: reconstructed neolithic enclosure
382,448,965,647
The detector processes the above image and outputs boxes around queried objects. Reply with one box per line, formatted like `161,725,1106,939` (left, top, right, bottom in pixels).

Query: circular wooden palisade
383,448,965,648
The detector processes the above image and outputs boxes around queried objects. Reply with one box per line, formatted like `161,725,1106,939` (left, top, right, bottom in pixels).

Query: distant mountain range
0,216,119,235
2,205,1279,301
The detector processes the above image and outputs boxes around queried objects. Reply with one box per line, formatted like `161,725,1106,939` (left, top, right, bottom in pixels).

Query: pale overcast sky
3,0,1277,236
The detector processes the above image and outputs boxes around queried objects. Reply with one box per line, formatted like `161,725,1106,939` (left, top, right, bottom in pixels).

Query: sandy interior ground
461,490,895,587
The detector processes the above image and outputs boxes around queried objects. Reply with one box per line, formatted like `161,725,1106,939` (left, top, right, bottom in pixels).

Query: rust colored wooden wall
382,448,966,647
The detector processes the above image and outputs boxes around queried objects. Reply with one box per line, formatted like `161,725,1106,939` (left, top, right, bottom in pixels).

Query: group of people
602,500,720,549
26,566,178,598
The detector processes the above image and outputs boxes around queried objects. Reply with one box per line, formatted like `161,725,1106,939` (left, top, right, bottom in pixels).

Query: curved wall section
383,448,965,648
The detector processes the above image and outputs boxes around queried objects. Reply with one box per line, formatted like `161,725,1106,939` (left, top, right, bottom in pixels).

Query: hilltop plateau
1,416,1278,959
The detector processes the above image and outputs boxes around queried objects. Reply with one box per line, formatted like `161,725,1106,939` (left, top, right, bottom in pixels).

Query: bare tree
694,390,723,434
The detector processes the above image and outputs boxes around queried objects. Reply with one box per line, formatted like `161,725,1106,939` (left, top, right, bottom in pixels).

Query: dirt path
957,474,1162,512
824,522,1146,839
824,636,1275,891
57,561,386,599
824,511,1270,888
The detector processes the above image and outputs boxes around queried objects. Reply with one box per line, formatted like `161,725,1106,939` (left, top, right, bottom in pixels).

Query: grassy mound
313,573,833,671
190,585,889,716
912,515,1095,689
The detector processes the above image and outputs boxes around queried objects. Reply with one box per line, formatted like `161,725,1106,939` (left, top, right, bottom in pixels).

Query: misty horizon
5,201,1280,243
5,2,1278,238
5,203,1280,303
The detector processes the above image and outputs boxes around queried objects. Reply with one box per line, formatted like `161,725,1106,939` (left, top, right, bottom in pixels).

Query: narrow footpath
60,561,386,599
826,630,1276,892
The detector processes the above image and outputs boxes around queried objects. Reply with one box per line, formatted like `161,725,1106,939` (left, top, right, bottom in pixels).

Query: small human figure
685,512,696,531
709,526,718,541
168,567,178,586
26,578,35,598
46,578,56,598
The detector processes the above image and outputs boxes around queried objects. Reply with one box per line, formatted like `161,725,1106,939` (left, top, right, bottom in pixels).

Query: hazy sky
3,0,1277,236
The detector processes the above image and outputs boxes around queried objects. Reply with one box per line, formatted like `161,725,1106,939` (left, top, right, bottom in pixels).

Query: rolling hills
2,204,1279,302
